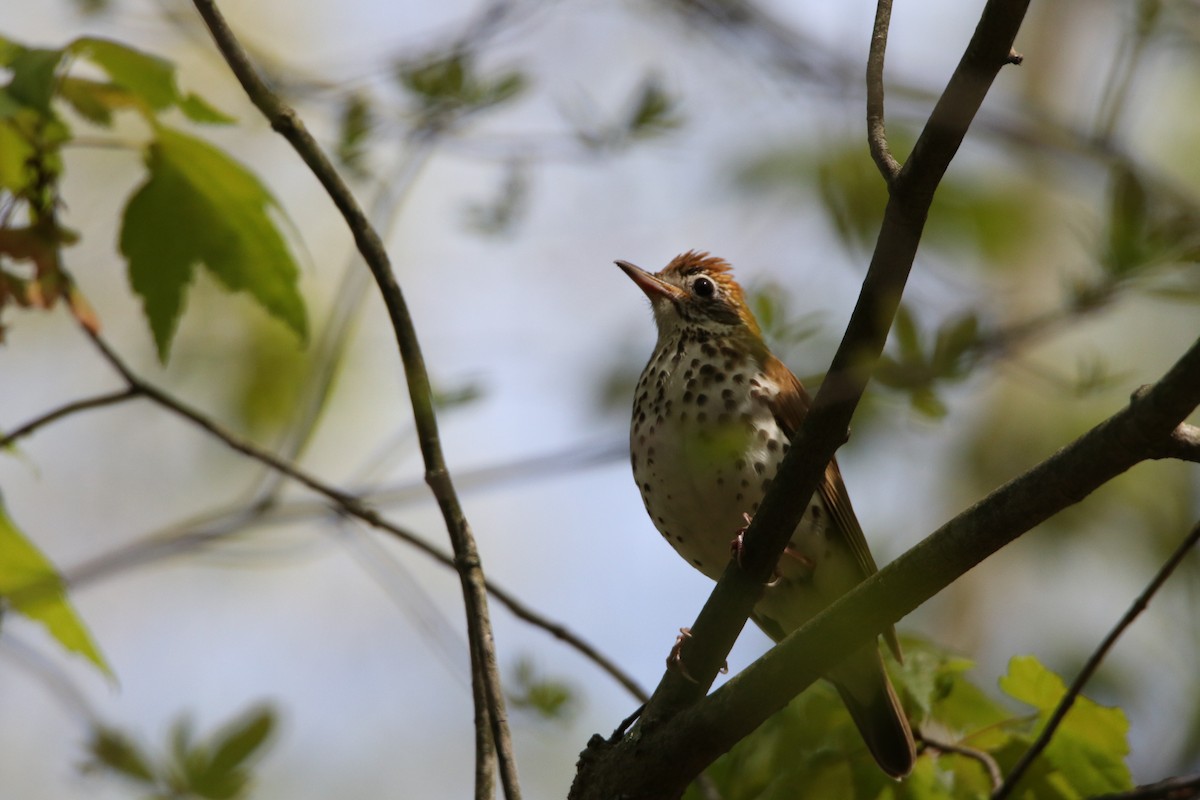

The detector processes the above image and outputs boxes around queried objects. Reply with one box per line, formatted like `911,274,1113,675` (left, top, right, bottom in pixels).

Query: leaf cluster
0,34,305,360
686,643,1131,800
396,50,526,128
876,305,981,418
0,494,111,677
83,706,277,800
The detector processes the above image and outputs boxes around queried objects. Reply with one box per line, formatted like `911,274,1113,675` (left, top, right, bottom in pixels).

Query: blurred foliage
507,656,579,723
395,50,526,127
334,91,373,179
623,76,683,141
228,313,313,437
737,137,1042,263
67,0,108,13
1094,164,1200,304
83,705,277,799
960,376,1196,554
0,493,111,677
466,158,529,236
877,305,980,419
0,34,305,361
686,642,1131,800
574,75,684,150
746,281,825,363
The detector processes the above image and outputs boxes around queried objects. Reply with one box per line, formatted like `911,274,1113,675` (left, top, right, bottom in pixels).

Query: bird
617,250,915,779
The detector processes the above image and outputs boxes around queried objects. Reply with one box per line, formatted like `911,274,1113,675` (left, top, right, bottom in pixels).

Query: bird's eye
693,276,716,298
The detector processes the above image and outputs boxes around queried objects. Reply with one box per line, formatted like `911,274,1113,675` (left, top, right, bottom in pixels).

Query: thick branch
187,2,520,797
578,331,1200,798
620,0,1033,734
867,0,900,182
993,518,1200,799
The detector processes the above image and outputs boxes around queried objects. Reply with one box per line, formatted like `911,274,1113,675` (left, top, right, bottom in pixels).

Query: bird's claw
730,512,783,586
729,512,754,567
666,627,727,682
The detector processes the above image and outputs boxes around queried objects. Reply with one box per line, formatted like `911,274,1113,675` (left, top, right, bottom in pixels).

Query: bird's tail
831,646,916,779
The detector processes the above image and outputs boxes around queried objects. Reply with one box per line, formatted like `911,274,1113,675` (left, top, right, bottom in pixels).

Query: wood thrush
618,251,915,779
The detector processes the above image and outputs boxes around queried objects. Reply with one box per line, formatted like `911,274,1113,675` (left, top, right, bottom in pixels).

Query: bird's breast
630,336,792,580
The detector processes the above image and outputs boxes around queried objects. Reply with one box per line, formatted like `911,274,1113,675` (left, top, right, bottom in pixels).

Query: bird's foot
729,512,754,567
666,628,727,682
730,512,783,586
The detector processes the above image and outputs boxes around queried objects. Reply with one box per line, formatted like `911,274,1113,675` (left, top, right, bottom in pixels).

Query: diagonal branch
627,0,1033,730
73,328,646,704
867,0,901,182
568,2,1047,796
1,388,139,449
992,518,1200,799
187,2,520,797
583,331,1200,799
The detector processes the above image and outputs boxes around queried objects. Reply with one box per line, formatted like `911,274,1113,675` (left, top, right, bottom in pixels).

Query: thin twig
254,137,437,502
992,519,1200,800
918,729,1002,791
0,388,139,449
867,0,901,183
72,328,647,705
187,3,520,797
1158,423,1200,464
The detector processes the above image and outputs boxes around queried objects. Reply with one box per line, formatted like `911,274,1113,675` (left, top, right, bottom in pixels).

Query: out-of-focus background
2,0,1199,797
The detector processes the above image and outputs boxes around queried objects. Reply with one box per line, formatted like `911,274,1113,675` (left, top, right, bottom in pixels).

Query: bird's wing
764,355,903,662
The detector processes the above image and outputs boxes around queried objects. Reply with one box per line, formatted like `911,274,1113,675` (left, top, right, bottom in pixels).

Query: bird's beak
615,260,685,302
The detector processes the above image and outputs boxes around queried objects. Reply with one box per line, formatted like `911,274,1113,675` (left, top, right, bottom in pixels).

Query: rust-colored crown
659,250,762,339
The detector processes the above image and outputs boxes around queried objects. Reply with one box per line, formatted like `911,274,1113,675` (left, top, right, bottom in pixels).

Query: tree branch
1090,773,1200,800
993,518,1200,799
67,329,647,705
0,388,139,449
1156,422,1200,464
187,2,520,797
917,730,1003,791
867,0,900,182
575,329,1200,798
626,0,1031,729
571,2,1032,795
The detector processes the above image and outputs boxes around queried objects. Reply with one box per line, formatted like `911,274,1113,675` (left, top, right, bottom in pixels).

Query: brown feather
762,354,903,662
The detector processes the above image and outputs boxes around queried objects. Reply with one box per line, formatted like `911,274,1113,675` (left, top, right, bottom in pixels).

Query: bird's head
616,250,763,343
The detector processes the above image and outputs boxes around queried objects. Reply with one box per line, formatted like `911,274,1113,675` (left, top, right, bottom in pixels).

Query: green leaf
507,658,576,721
120,126,308,361
179,92,235,125
931,313,979,375
0,35,24,68
209,706,275,775
70,37,176,111
58,77,129,126
893,304,922,360
0,118,36,193
336,92,372,175
999,655,1132,796
1106,165,1148,276
626,77,681,139
0,495,112,677
85,726,156,784
397,52,526,116
5,46,66,113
